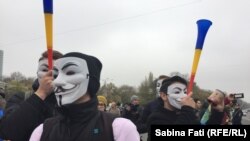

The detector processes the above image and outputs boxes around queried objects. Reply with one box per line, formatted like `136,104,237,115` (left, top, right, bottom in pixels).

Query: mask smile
55,84,78,95
175,98,182,102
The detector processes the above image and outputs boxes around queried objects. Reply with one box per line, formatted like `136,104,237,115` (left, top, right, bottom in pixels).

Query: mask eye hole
172,89,181,94
174,91,180,94
53,69,58,79
53,74,58,79
66,71,75,75
42,69,48,72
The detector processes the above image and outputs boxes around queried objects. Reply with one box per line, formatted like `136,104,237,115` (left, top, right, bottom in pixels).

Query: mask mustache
54,84,77,94
55,86,66,93
168,94,186,102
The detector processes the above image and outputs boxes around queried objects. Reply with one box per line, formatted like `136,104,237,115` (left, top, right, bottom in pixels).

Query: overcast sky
0,0,249,102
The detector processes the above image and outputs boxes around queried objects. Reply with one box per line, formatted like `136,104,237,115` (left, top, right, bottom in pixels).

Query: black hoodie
0,79,57,141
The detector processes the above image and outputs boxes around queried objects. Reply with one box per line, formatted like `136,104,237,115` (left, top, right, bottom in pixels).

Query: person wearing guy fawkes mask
136,75,169,133
0,50,63,141
29,52,140,141
147,76,198,141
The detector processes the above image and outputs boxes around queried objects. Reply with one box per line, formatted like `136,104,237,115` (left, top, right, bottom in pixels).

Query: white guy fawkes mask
156,79,164,97
167,82,187,109
53,57,89,106
37,59,50,82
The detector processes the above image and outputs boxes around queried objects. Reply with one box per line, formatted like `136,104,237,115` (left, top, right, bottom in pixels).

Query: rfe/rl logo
210,129,244,136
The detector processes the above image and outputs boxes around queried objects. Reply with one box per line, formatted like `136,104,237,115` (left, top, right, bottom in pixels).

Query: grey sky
0,0,250,102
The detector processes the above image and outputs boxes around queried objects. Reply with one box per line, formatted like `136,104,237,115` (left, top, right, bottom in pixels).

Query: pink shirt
29,118,140,141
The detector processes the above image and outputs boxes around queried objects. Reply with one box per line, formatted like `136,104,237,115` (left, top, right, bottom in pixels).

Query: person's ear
160,92,168,101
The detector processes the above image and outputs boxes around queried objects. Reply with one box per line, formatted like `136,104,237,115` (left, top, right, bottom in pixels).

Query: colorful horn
43,0,53,70
187,19,212,94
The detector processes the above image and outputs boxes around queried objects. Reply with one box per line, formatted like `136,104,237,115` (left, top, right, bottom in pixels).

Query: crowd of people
0,50,245,141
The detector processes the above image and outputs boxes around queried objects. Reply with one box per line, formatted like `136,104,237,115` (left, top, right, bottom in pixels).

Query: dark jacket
232,108,243,125
0,79,57,141
200,105,227,125
3,92,25,118
122,103,143,125
136,98,162,133
40,98,116,141
147,106,198,141
206,109,225,125
147,106,198,125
